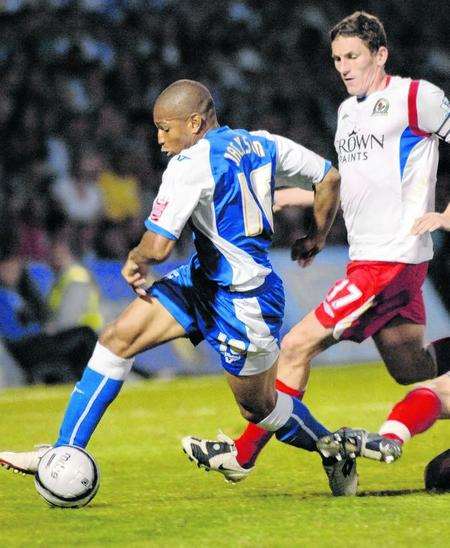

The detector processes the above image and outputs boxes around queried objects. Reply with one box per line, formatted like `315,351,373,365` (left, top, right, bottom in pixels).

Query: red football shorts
315,261,428,342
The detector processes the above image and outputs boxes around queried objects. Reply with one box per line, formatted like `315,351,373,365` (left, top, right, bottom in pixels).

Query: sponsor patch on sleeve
150,198,169,221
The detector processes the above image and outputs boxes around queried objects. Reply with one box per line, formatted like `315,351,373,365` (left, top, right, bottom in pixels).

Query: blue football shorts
149,263,285,376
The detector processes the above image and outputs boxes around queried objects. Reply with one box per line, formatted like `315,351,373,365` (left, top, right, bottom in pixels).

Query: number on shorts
323,279,362,316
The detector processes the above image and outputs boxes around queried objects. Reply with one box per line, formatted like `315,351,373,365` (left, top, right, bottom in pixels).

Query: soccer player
182,11,449,478
0,80,356,495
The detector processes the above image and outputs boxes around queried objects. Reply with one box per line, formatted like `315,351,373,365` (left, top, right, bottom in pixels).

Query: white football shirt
335,75,449,263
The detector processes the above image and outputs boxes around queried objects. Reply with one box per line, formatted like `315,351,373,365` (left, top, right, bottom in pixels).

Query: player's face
331,36,388,97
153,106,196,157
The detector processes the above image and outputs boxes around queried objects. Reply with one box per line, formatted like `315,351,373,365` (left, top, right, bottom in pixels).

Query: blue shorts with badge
149,261,285,376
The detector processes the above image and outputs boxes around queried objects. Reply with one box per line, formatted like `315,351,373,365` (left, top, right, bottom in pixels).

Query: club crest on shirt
372,98,389,116
150,198,169,221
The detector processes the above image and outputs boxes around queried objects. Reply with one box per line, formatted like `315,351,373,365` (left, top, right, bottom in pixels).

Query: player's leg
334,310,450,463
181,274,357,495
55,296,186,449
337,370,448,464
229,260,383,469
0,263,202,474
373,318,450,385
227,360,357,496
233,310,336,469
225,359,330,450
377,372,450,445
372,314,449,446
310,262,434,463
0,296,187,474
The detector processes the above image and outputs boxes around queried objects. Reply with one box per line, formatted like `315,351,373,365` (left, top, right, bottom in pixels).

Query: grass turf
0,362,449,547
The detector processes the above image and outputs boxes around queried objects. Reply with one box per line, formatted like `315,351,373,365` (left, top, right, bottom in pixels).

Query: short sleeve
252,130,331,188
145,156,207,240
416,80,450,142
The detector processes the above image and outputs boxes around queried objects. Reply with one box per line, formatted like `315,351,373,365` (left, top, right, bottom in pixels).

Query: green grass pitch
0,362,449,547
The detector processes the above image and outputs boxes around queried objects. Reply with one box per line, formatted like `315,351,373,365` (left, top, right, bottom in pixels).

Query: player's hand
411,212,450,235
291,235,324,268
121,257,149,296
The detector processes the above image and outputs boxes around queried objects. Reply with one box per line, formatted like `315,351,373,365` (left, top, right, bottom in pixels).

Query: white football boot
181,432,253,483
0,445,52,475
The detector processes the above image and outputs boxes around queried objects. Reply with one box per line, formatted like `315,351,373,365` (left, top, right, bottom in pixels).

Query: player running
0,79,357,496
182,11,449,480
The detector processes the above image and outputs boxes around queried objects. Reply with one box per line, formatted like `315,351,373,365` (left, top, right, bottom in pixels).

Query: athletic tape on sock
379,420,411,443
87,342,134,380
257,391,293,432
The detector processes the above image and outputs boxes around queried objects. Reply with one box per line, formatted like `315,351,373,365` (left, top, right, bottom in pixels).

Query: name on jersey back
224,136,266,166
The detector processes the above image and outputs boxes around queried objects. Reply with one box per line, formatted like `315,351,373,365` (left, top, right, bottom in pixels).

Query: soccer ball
424,449,450,492
34,445,100,508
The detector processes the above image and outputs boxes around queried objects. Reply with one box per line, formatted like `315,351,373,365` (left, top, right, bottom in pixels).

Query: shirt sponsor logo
372,98,389,116
150,198,169,221
336,130,385,163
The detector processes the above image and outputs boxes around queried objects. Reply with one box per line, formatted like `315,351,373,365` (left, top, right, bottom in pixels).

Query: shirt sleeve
417,80,450,143
252,130,331,189
145,157,207,240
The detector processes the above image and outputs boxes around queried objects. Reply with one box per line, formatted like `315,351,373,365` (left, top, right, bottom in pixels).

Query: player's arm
291,166,341,267
123,231,176,296
416,81,450,143
122,159,205,295
411,203,450,235
310,166,341,241
410,82,450,235
273,187,314,212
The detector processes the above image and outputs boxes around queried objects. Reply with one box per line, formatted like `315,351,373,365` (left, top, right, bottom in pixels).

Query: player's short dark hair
330,11,387,53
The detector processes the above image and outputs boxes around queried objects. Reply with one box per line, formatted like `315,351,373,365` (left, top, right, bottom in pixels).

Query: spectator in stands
51,148,105,227
0,239,97,385
98,146,141,225
46,234,103,335
96,146,143,258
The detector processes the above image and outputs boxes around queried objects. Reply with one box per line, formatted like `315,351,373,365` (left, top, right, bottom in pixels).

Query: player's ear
188,113,203,134
376,46,388,67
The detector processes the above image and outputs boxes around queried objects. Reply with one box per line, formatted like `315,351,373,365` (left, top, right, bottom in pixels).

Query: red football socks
234,379,304,468
379,387,442,444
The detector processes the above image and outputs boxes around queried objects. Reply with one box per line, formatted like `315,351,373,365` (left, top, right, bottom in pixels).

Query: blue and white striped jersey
146,126,331,291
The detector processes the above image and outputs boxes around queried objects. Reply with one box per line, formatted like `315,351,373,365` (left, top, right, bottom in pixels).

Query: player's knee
388,366,430,385
238,394,277,424
99,321,129,357
386,351,437,385
280,331,312,362
393,374,416,386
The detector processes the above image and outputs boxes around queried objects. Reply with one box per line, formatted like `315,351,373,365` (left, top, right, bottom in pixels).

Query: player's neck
364,71,389,98
200,120,220,139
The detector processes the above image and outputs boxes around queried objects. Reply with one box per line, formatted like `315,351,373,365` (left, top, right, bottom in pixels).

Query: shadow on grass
357,488,426,497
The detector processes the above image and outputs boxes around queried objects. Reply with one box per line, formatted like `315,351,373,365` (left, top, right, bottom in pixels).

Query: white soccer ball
34,445,100,508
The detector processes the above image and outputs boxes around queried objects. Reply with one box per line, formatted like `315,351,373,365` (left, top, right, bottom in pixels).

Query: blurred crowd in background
0,1,449,383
